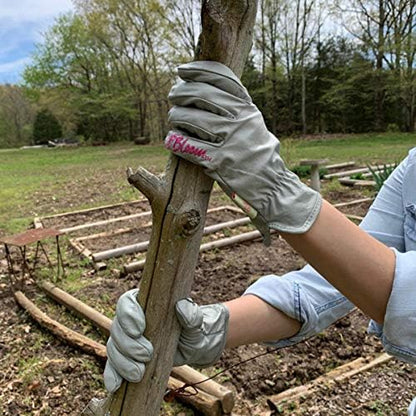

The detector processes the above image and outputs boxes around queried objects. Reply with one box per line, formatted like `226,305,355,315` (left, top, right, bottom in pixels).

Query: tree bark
108,1,258,415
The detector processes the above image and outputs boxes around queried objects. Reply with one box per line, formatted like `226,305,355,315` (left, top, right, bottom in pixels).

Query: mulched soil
1,182,416,415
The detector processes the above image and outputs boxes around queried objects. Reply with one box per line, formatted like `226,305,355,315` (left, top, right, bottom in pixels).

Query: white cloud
0,0,74,83
0,56,31,73
0,0,73,21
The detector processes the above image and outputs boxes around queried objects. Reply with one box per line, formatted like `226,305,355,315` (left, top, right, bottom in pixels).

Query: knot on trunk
179,209,201,236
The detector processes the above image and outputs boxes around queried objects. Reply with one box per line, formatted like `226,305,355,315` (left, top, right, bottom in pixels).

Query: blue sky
0,0,74,84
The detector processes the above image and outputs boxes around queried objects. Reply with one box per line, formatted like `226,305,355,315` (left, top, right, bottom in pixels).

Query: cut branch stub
127,166,165,204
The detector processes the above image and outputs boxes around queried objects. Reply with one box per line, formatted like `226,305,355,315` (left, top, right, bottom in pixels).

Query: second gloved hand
165,61,322,245
104,290,229,393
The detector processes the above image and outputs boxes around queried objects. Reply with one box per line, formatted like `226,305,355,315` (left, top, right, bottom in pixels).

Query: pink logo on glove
165,132,212,162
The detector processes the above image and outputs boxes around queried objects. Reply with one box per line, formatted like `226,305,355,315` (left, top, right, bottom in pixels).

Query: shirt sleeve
244,265,355,347
368,249,416,363
244,150,413,348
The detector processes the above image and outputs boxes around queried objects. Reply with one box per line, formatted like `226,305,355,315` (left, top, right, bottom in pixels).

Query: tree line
1,0,415,148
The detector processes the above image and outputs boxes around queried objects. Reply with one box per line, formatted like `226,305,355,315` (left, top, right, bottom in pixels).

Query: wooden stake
108,2,258,415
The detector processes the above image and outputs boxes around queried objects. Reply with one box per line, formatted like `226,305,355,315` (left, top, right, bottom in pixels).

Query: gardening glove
166,61,322,246
174,298,229,368
104,291,229,393
103,288,153,393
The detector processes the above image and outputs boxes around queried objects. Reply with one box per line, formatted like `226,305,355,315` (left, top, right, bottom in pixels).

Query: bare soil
1,183,416,415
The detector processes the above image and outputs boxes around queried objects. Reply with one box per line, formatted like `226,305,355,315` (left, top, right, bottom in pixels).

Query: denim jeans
245,148,416,415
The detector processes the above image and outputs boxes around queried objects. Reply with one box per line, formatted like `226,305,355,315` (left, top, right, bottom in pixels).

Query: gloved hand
165,61,322,245
104,289,229,393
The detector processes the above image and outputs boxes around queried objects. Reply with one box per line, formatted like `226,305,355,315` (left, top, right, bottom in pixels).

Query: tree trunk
108,1,258,415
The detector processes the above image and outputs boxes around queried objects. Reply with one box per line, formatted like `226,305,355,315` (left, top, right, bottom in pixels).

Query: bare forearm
282,200,395,324
224,295,301,348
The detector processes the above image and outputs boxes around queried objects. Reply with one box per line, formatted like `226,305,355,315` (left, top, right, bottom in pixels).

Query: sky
0,0,74,84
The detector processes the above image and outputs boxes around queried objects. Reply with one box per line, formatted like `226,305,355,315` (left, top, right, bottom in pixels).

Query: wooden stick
123,228,272,275
263,353,391,410
38,280,112,335
92,216,249,262
68,238,92,260
324,163,395,179
333,197,373,208
168,377,222,416
325,161,355,170
39,199,145,220
75,227,135,242
172,366,234,414
338,178,376,187
60,211,152,234
14,291,106,360
108,2,258,414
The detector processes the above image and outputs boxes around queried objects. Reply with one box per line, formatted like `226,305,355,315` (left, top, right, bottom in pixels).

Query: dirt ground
1,181,416,415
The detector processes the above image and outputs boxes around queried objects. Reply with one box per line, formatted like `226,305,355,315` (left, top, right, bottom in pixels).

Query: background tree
32,109,63,145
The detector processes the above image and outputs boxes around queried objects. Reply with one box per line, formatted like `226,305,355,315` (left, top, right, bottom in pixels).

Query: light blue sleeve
244,149,413,348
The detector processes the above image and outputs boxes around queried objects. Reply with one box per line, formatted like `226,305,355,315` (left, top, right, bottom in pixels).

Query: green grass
0,133,414,235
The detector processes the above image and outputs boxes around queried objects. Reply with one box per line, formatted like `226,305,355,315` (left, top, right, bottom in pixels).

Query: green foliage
367,163,398,192
291,165,327,179
32,109,62,145
350,172,365,180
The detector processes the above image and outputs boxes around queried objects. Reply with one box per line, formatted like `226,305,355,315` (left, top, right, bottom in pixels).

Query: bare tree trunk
107,1,257,415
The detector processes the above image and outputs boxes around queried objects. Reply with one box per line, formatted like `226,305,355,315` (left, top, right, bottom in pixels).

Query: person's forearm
224,295,301,348
281,200,395,324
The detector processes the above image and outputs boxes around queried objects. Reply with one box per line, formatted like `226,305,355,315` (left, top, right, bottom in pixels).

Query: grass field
1,132,415,235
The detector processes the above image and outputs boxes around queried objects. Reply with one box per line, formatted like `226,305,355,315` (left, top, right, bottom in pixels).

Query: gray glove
174,298,229,368
104,289,153,393
166,61,322,245
104,290,229,393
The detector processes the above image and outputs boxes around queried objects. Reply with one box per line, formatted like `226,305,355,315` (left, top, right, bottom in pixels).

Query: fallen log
14,291,106,360
168,376,222,416
38,280,112,335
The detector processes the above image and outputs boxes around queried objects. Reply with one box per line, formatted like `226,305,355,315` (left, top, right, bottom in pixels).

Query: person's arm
224,202,395,348
282,200,395,325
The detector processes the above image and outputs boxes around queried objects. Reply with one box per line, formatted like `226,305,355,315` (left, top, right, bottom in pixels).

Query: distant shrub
386,123,400,133
32,109,62,145
291,165,328,179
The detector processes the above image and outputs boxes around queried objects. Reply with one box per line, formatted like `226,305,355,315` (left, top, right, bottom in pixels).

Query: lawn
1,133,414,235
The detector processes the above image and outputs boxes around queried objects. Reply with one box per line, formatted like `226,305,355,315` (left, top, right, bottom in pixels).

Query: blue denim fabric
244,148,416,414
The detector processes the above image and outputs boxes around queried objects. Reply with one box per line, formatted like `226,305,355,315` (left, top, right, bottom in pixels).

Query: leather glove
174,298,229,368
103,289,153,393
166,61,322,246
104,290,229,393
